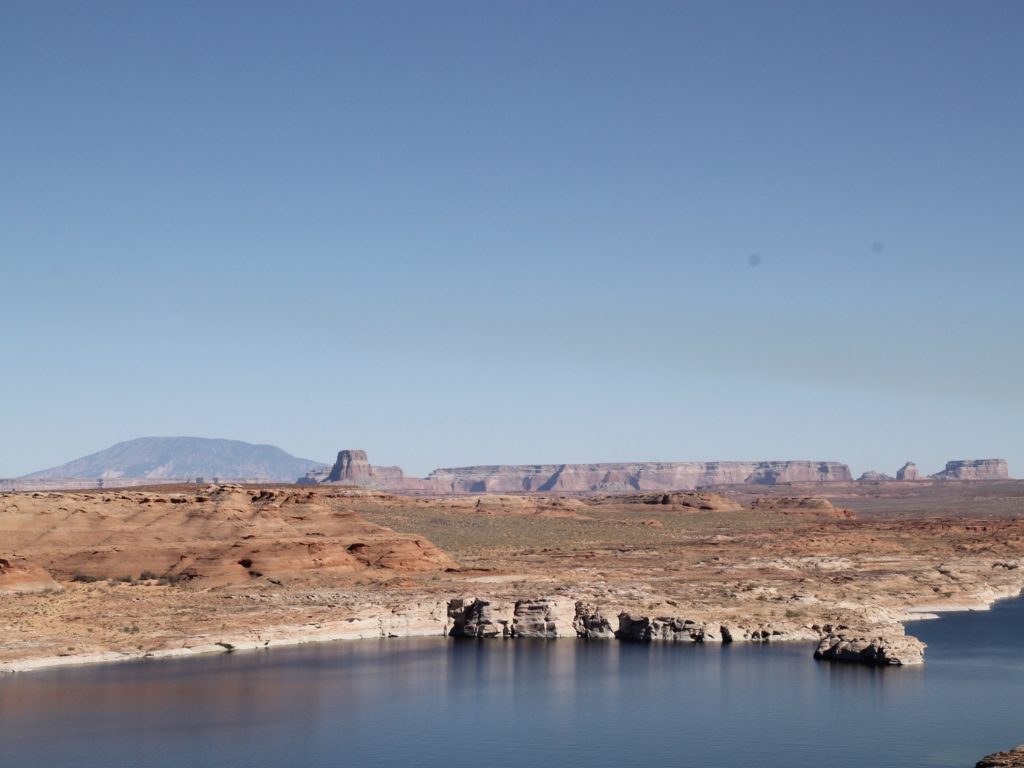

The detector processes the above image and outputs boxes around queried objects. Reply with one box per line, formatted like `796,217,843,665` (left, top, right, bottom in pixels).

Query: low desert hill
0,485,455,589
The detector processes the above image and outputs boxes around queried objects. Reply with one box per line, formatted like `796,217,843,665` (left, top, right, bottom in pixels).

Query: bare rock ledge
977,745,1024,768
447,598,918,667
814,629,926,666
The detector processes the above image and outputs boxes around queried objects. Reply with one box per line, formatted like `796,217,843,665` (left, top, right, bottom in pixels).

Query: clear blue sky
2,1,1021,478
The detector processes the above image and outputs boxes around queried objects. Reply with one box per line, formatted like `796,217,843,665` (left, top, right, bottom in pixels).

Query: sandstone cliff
424,460,852,492
897,462,921,481
320,451,852,492
931,459,1009,481
324,450,407,488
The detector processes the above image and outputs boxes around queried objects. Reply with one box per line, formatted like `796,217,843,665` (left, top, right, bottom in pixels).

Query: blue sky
2,1,1021,478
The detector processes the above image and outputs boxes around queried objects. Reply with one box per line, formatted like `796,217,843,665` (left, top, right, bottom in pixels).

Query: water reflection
1,600,1023,768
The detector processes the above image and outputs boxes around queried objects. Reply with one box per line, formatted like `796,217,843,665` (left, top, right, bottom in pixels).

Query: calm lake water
1,598,1022,768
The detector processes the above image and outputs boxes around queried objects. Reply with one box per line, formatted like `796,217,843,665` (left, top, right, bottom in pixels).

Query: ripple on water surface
1,597,1023,768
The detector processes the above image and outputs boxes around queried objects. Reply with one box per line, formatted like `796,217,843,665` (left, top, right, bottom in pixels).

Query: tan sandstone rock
977,745,1024,767
750,497,855,518
897,462,921,481
814,629,926,666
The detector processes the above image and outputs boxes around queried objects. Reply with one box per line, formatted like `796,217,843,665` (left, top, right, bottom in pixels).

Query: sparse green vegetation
71,573,103,583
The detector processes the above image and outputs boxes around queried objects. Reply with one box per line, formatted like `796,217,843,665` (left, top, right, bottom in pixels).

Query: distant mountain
20,437,326,483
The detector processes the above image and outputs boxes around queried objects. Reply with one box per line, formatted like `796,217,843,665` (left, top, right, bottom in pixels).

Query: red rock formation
0,557,61,594
0,486,457,587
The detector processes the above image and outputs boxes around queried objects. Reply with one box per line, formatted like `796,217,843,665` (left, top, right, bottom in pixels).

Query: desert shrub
157,573,189,586
71,573,102,583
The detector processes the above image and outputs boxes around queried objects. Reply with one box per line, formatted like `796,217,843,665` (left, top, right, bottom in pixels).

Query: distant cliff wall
320,452,852,492
931,459,1009,481
422,460,852,493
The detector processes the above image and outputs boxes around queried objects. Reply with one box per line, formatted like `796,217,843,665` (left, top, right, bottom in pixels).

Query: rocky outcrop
298,466,332,485
931,459,1009,481
0,558,61,594
446,602,819,646
857,470,894,482
635,491,743,511
447,598,509,637
616,614,721,642
719,624,799,643
510,599,568,638
977,745,1024,767
324,450,407,488
326,449,374,484
896,462,921,481
446,597,577,638
814,628,925,666
434,495,591,519
749,497,855,518
573,603,616,638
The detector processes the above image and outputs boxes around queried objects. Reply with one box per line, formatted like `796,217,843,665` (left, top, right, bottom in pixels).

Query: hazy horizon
3,1,1021,479
8,433,1010,481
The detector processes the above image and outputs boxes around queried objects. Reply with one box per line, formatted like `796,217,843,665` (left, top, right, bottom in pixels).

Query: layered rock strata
813,628,926,666
932,459,1009,481
424,460,852,492
897,462,920,481
325,449,406,486
321,451,853,492
446,597,578,638
447,599,905,665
